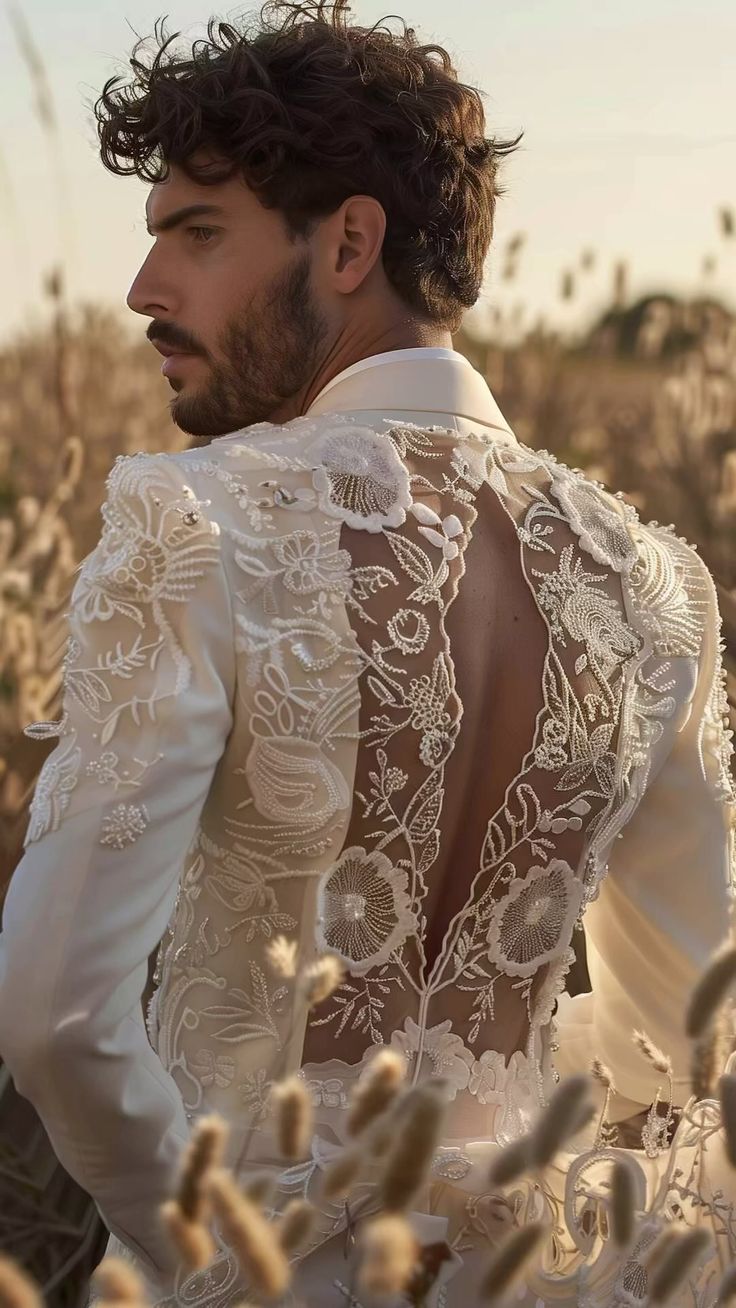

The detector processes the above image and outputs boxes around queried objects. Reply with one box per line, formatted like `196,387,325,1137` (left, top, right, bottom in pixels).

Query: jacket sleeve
554,544,736,1120
0,451,235,1290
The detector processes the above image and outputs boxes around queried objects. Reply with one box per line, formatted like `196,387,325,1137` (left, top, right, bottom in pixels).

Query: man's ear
328,194,387,292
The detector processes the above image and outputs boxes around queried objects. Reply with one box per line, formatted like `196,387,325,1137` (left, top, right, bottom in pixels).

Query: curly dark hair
94,0,524,331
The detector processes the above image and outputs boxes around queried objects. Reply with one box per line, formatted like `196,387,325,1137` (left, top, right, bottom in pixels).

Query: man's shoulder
499,442,716,661
529,443,710,581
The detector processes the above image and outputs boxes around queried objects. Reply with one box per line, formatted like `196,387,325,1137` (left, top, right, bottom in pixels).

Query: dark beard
168,251,329,444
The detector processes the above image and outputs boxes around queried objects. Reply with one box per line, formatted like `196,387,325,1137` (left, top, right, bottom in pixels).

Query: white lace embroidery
145,419,719,1129
23,413,734,1307
24,453,223,849
23,729,81,845
99,800,150,849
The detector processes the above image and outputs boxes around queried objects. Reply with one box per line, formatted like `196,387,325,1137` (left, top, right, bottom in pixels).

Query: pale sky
1,0,735,347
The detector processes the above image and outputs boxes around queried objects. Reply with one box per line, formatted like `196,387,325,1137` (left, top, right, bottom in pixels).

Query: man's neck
268,323,454,424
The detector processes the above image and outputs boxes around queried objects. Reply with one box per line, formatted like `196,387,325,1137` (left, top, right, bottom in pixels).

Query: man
1,2,734,1305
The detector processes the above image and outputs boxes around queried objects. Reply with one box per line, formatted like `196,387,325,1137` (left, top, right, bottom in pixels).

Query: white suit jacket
0,346,734,1305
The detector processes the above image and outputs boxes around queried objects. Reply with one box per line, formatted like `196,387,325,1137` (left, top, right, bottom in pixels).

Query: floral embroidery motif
99,801,149,849
69,454,221,714
530,946,577,1027
410,500,465,560
390,1018,474,1099
532,544,642,687
386,607,430,654
404,654,455,766
467,1047,541,1140
303,1076,349,1110
271,529,352,597
311,425,413,531
189,1048,235,1089
628,526,709,657
237,1067,272,1119
85,750,163,788
486,860,585,978
316,846,417,973
75,464,217,626
549,471,637,572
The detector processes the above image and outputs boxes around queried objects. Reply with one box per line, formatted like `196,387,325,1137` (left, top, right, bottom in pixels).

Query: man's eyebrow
145,203,226,235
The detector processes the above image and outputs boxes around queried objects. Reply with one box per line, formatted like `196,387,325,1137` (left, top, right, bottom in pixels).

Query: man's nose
126,253,169,318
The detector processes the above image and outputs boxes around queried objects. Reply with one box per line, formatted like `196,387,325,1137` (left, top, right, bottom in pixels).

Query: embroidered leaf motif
487,464,509,498
417,828,441,877
367,674,399,707
385,529,434,587
99,711,122,747
201,964,283,1043
403,769,443,842
350,564,397,600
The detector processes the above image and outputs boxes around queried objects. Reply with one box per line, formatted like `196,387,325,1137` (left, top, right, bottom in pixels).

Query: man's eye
188,227,216,244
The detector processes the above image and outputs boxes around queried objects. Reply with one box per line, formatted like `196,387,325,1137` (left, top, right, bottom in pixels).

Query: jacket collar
304,346,514,436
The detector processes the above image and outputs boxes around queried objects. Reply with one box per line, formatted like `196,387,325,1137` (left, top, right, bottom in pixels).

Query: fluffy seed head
358,1214,418,1297
529,1074,596,1167
488,1137,532,1188
691,1009,735,1100
207,1168,290,1299
590,1058,616,1091
176,1113,228,1221
647,1227,712,1303
0,1256,43,1308
321,1146,365,1200
610,1158,637,1247
347,1050,407,1136
718,1073,736,1166
379,1082,447,1211
479,1222,549,1301
159,1200,217,1272
265,935,299,979
686,945,736,1039
242,1171,277,1206
91,1256,148,1303
632,1030,672,1077
299,954,345,1007
276,1199,317,1253
271,1074,314,1161
715,1261,736,1304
